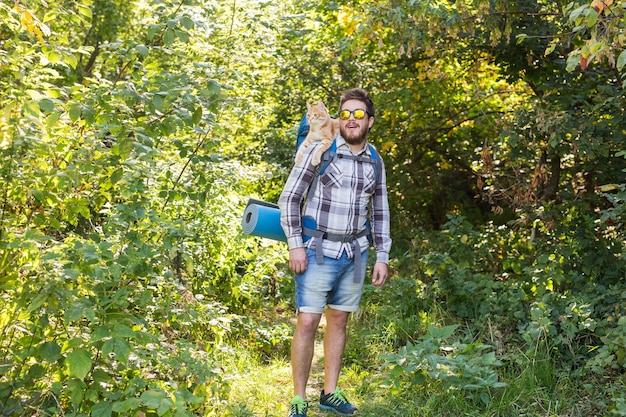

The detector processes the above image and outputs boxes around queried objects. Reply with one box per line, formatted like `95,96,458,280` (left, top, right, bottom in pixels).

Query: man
279,87,392,417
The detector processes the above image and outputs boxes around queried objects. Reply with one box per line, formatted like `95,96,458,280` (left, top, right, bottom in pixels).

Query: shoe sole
319,404,357,416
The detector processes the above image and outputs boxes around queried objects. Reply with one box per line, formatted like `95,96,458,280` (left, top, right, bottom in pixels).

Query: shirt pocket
319,162,343,189
362,164,377,195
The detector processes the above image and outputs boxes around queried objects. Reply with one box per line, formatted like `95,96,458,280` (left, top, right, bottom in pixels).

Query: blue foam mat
241,199,316,242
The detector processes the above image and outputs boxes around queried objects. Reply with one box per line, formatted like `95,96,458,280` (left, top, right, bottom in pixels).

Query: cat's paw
311,152,321,166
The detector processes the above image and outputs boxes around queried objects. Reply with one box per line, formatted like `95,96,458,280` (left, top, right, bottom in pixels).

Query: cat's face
307,101,330,126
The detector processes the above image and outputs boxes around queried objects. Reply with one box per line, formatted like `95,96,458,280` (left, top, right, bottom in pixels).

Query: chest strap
302,226,370,283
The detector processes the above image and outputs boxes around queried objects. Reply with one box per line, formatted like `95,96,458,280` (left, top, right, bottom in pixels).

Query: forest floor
224,312,422,417
226,316,332,417
220,296,609,417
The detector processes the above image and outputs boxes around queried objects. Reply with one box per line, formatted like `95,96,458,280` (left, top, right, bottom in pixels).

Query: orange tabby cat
294,101,339,166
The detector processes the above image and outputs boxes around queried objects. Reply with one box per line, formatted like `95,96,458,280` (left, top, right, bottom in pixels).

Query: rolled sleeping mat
242,199,317,242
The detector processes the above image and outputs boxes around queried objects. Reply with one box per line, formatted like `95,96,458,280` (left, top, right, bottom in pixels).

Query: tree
1,1,272,414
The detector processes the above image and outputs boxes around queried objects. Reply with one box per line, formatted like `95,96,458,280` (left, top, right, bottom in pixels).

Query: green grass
216,321,610,417
214,278,620,417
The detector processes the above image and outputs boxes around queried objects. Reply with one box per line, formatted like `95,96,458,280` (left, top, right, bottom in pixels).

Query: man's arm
278,147,318,271
371,157,392,265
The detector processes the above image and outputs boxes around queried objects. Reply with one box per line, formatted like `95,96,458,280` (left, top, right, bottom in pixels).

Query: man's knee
297,312,322,333
325,308,350,328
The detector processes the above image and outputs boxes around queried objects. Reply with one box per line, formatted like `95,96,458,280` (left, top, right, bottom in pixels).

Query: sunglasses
338,109,369,120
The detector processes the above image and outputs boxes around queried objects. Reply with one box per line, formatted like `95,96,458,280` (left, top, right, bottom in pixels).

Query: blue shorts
295,248,368,314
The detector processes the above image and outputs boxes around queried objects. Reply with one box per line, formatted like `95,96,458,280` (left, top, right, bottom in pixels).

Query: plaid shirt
279,135,392,264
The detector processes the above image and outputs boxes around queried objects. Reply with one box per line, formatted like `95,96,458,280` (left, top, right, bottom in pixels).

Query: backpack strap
368,144,382,185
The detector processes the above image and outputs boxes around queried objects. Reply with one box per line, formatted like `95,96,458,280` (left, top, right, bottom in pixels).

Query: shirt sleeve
278,147,317,250
371,156,392,264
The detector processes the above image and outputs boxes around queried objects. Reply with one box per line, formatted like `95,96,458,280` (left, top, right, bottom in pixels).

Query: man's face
339,99,374,147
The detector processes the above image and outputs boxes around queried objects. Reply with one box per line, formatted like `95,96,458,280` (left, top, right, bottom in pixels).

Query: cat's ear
317,101,326,110
306,102,313,110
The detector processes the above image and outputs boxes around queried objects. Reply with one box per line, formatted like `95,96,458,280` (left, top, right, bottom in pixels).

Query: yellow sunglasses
338,109,368,120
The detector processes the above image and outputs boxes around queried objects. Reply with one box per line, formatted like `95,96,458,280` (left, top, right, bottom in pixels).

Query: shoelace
291,397,307,414
326,389,348,406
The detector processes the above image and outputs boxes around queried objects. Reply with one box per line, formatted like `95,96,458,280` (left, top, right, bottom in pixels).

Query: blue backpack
295,113,382,185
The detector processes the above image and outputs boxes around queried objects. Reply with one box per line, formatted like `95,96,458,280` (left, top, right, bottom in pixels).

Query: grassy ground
215,314,619,417
214,321,603,416
213,279,620,417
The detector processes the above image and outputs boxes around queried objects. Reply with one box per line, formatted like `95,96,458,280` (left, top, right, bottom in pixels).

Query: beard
340,123,369,147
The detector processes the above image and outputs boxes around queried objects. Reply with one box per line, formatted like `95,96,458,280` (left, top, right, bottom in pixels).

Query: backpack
295,113,382,186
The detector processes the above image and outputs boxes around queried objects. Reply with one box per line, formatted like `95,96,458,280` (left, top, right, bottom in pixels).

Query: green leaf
164,29,176,45
23,101,40,118
152,95,164,111
175,29,190,43
135,44,149,57
481,351,499,365
91,401,113,417
110,168,124,185
192,106,202,124
39,99,55,112
617,50,626,71
112,324,134,338
180,16,194,30
566,53,581,72
140,389,174,413
91,326,111,342
147,24,161,40
102,337,131,363
569,5,587,24
66,379,86,407
77,4,92,19
585,9,598,27
39,341,62,363
45,48,61,64
66,348,93,380
45,111,62,128
112,398,142,413
426,324,458,339
67,52,79,69
69,103,82,122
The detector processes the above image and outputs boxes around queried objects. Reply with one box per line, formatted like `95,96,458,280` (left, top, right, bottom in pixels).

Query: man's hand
288,247,308,274
371,262,388,287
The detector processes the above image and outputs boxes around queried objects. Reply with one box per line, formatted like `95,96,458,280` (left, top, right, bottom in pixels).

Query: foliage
381,324,507,405
0,0,287,415
2,0,626,415
415,211,626,373
541,1,626,75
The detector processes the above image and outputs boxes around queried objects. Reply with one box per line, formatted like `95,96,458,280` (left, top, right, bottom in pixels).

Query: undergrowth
223,207,626,416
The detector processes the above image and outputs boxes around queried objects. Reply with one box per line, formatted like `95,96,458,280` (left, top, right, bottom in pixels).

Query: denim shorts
295,248,368,314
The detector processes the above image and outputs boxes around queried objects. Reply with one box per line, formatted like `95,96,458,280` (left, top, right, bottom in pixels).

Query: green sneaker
288,395,308,417
319,389,357,415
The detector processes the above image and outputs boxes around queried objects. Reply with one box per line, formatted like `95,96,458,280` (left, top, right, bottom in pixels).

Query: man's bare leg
323,308,350,394
292,312,322,399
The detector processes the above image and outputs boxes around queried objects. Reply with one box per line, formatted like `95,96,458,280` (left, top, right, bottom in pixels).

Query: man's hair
339,88,375,118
